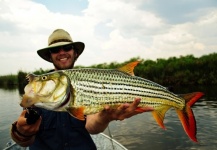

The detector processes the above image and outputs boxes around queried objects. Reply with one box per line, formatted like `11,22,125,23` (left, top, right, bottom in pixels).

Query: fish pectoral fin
135,107,146,113
135,106,154,113
66,106,85,121
152,106,171,129
117,61,140,76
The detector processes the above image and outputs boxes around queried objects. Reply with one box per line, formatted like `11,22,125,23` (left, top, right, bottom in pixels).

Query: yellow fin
66,106,85,121
152,106,171,129
117,61,140,76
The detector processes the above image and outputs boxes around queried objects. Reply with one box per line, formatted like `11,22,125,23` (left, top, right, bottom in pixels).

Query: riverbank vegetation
1,53,217,90
89,53,217,85
0,74,17,90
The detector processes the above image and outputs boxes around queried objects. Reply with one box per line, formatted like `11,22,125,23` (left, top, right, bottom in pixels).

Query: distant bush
87,53,217,85
1,53,217,90
0,74,17,89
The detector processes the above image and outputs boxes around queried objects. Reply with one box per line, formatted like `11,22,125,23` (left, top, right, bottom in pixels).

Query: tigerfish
20,61,204,142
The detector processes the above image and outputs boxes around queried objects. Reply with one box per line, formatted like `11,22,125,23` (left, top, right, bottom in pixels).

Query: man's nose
58,48,66,53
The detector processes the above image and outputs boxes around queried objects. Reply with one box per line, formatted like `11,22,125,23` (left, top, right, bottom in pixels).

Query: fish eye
41,76,48,80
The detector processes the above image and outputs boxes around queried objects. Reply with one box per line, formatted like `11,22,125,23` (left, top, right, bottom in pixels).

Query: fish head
20,71,72,110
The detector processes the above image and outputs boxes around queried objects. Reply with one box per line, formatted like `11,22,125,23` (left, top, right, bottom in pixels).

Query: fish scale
63,68,184,111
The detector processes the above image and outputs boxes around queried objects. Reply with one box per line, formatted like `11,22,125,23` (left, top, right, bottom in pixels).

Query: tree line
88,53,217,85
0,53,217,91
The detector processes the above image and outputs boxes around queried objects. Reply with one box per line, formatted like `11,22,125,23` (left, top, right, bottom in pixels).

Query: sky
0,0,217,75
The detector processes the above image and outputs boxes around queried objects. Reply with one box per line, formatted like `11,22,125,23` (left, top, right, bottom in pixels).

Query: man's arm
85,98,153,134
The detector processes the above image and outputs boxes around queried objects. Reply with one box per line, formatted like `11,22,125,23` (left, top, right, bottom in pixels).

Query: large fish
20,61,204,142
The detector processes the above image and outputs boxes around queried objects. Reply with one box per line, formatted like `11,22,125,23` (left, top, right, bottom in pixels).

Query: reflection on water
0,86,217,149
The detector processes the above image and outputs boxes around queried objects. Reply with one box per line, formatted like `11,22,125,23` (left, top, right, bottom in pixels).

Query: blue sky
33,0,88,15
0,0,217,75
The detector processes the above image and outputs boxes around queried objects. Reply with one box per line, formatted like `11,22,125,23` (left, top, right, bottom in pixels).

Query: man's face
50,45,78,70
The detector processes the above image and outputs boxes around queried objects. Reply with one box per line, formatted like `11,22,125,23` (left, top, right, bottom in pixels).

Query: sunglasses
49,45,74,54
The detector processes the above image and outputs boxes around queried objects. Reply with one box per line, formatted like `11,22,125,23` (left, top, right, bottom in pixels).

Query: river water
0,86,217,150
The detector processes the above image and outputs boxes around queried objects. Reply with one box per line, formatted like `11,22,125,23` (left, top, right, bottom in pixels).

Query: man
11,29,152,149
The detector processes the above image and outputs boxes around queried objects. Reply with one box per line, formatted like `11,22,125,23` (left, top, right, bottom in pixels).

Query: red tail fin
176,92,204,142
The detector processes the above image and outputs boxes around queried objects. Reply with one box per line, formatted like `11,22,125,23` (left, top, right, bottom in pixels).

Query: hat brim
37,42,85,63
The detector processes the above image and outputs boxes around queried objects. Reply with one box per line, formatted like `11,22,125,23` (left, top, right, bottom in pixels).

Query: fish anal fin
152,106,171,129
117,61,140,76
66,106,85,121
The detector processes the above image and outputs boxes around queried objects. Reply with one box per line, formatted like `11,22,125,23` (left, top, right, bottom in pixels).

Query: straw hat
37,29,85,62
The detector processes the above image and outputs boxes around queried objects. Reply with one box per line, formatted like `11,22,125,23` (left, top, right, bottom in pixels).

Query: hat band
49,39,72,45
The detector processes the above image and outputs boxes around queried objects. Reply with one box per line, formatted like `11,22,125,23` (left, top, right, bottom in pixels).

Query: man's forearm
86,112,112,134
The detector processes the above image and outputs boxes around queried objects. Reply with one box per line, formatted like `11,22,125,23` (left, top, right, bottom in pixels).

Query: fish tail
176,92,204,142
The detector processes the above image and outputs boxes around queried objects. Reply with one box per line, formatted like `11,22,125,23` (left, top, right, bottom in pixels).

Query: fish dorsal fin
117,61,140,76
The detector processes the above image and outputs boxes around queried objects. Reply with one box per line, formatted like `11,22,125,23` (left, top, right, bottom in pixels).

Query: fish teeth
26,74,34,82
26,74,30,82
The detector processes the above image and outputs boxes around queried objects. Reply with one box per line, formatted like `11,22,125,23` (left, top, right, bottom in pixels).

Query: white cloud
143,9,217,59
0,0,216,75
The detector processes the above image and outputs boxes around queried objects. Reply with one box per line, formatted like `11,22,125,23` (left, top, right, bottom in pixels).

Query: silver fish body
20,61,204,142
62,68,185,114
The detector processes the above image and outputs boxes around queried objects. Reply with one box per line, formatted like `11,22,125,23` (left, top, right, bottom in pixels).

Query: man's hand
86,98,153,134
102,97,154,121
16,110,42,136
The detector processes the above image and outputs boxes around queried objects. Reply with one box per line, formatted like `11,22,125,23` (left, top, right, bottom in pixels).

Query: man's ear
74,52,79,60
50,56,53,62
75,51,78,57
